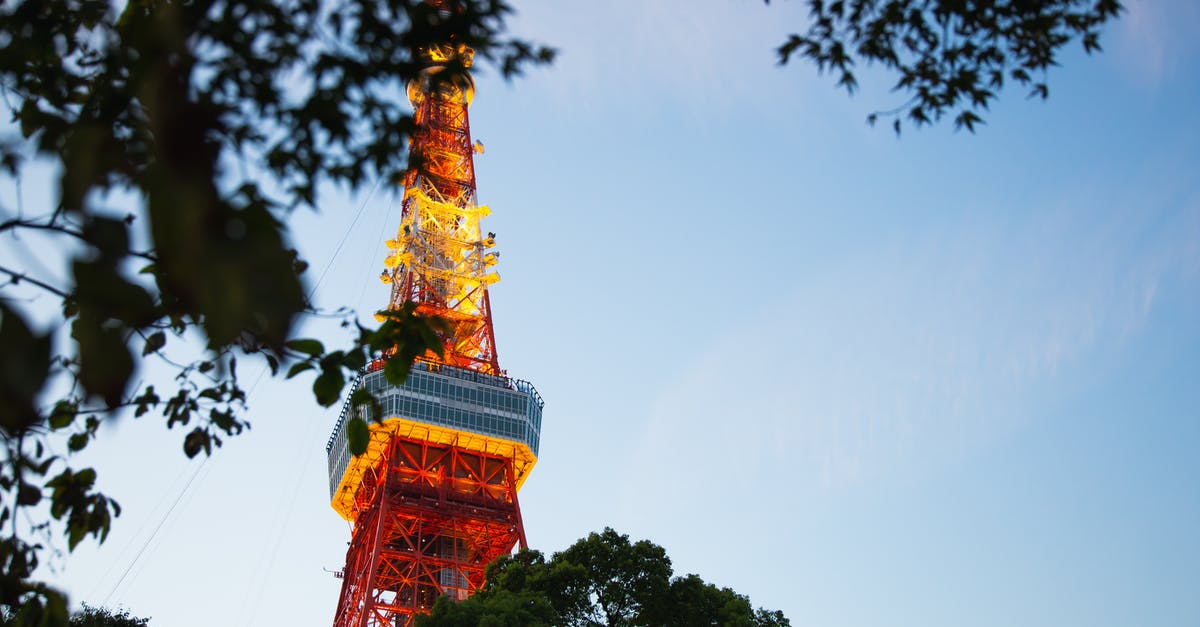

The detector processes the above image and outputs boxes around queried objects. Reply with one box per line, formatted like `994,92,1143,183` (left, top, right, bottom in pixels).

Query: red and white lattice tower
324,36,543,627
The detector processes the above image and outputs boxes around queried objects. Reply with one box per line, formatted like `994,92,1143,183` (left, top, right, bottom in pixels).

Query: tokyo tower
323,29,543,627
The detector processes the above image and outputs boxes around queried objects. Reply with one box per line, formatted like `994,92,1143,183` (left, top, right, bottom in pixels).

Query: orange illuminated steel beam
380,41,500,377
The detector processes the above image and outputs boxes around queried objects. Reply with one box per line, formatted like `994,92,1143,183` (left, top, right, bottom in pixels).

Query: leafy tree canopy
771,0,1125,132
65,605,148,627
416,528,790,627
2,604,148,627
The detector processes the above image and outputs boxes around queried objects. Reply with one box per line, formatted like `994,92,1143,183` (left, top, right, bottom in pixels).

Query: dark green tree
416,528,790,627
0,0,550,624
66,605,149,627
2,604,148,627
771,0,1125,132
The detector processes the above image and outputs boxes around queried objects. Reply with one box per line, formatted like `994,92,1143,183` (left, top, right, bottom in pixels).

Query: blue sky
37,1,1200,626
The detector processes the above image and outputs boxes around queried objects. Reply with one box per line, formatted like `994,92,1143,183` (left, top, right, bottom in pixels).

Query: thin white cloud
496,0,813,118
1114,0,1200,88
624,197,1199,513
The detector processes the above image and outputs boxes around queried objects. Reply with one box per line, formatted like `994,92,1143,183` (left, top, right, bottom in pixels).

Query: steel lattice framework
327,37,541,627
382,42,499,375
332,436,526,627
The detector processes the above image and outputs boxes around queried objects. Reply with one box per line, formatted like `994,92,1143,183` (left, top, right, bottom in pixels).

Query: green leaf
198,388,222,401
347,417,370,456
71,310,135,407
183,428,209,458
48,401,78,430
74,468,96,486
0,302,53,433
383,354,414,386
17,482,41,506
83,215,130,259
72,259,156,326
68,433,89,452
133,385,160,418
319,350,345,369
142,331,166,355
313,367,345,407
349,386,373,408
68,524,88,551
286,361,315,379
342,346,366,371
286,338,325,357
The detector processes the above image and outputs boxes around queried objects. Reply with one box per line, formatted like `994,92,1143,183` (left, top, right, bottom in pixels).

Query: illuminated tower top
380,42,501,374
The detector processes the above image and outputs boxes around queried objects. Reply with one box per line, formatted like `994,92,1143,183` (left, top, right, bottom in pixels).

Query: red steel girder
387,88,500,375
332,433,526,627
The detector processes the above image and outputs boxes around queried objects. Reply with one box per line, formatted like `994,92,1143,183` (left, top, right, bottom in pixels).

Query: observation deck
325,360,543,521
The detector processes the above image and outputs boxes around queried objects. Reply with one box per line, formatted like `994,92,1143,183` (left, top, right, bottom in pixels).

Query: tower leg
332,434,526,626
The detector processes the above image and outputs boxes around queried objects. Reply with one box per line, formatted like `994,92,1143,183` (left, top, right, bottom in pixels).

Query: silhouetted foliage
416,528,790,627
0,1,550,624
2,604,148,627
771,0,1124,132
66,605,149,627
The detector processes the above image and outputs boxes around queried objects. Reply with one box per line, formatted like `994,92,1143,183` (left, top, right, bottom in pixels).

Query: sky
26,1,1200,626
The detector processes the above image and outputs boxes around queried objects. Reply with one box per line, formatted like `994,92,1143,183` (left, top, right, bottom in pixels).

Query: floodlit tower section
384,41,500,375
325,41,544,627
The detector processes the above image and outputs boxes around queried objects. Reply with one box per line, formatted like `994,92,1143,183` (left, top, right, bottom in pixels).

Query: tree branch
0,264,69,298
0,217,158,261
